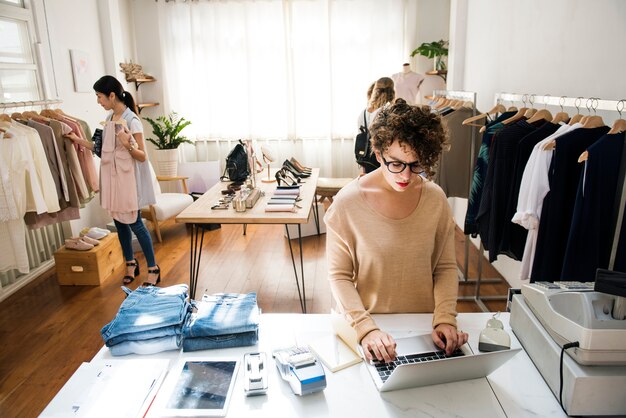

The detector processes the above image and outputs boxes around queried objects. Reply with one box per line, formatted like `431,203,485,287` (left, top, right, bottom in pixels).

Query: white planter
155,149,179,176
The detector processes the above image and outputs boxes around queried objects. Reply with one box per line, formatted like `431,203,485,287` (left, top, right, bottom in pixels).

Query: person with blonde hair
356,77,396,173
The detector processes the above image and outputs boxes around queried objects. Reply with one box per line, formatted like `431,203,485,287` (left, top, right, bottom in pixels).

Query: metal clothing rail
0,99,63,109
432,90,503,312
495,93,624,113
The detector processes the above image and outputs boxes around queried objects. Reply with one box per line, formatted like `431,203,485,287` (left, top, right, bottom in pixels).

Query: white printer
510,270,626,416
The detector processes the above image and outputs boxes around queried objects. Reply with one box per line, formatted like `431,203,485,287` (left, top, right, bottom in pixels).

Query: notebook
360,333,521,392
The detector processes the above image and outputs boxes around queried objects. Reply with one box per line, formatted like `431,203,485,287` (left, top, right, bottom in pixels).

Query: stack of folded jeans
183,292,260,352
101,284,191,356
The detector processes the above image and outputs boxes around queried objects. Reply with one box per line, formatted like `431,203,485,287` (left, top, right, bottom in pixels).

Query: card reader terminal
272,346,326,396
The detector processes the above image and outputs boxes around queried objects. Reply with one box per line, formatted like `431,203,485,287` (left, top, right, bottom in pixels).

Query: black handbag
220,139,250,182
354,110,380,173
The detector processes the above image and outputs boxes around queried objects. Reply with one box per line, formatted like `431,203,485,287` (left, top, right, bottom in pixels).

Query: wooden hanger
500,107,528,126
462,103,506,127
608,118,626,134
22,110,50,122
582,115,605,128
524,108,537,118
551,111,569,124
568,113,583,125
11,112,25,121
40,109,65,121
527,108,553,124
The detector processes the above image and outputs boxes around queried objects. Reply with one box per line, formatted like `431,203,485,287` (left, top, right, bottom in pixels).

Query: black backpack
354,110,380,173
221,140,250,182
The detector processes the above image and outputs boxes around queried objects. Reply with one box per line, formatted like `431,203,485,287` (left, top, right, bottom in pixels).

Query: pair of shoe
123,258,140,284
282,159,311,179
275,167,301,186
65,236,99,251
80,227,111,240
290,157,312,173
142,265,161,287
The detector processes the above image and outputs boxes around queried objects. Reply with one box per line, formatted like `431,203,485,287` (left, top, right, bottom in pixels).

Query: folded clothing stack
101,284,191,356
265,185,301,212
183,292,260,352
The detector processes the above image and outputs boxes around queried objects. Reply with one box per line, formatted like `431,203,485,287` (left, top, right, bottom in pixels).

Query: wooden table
176,169,320,311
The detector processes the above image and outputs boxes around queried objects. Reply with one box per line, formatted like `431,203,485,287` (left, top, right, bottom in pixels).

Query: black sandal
123,258,139,284
142,265,161,287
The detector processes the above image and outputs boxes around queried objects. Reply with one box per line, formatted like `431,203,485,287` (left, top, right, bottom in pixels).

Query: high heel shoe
275,168,298,186
290,157,312,172
281,167,301,184
143,265,161,287
283,160,311,177
123,258,140,284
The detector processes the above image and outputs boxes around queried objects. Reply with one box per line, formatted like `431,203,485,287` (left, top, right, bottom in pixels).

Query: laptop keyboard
374,349,465,382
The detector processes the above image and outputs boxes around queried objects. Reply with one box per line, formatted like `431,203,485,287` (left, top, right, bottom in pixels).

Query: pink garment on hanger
63,117,99,193
100,121,138,223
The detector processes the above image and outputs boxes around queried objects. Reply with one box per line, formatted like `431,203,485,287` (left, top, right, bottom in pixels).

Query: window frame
0,0,45,103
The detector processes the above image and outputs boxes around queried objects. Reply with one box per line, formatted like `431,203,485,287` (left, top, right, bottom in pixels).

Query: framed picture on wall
70,49,92,93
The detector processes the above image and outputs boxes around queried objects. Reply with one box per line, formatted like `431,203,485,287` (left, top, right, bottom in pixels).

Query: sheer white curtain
157,0,413,173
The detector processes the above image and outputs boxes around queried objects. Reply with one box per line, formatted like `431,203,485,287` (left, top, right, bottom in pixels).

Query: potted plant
144,112,193,176
410,39,449,72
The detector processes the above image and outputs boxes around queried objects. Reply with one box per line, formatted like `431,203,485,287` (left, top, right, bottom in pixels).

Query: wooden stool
316,177,353,204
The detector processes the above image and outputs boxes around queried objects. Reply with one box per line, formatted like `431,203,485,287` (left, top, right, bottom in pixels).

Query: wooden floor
0,218,510,418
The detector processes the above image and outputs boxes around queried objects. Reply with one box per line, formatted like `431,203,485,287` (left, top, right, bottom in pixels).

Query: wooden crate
54,233,124,285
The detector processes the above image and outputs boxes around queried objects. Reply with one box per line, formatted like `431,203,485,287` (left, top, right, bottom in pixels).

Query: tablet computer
158,358,240,417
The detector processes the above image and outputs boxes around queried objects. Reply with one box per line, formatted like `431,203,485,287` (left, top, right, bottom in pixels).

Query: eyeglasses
380,155,424,174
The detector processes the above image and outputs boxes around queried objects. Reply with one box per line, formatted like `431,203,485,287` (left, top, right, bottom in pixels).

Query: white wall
449,0,626,288
460,0,626,111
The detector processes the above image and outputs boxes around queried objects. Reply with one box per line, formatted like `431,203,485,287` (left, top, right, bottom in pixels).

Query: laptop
331,314,520,392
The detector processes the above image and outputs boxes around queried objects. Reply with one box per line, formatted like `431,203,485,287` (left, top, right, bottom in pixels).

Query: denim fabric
105,324,183,347
109,334,181,356
101,284,190,345
183,292,259,338
182,330,258,352
114,210,156,266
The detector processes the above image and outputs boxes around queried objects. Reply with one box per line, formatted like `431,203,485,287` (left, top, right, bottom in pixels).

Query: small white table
92,313,566,418
176,169,320,310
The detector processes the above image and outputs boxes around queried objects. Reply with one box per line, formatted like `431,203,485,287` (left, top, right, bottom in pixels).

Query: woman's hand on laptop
361,330,397,363
432,324,469,355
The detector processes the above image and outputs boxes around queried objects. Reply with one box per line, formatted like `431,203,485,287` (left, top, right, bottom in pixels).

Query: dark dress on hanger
561,132,626,280
530,125,610,282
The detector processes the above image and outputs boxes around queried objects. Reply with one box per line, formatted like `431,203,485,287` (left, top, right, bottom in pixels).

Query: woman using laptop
325,98,467,364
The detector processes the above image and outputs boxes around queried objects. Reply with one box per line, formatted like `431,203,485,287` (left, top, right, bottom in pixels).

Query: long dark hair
93,75,137,114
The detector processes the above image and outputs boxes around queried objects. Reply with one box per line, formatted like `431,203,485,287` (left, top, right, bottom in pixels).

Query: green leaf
143,111,193,149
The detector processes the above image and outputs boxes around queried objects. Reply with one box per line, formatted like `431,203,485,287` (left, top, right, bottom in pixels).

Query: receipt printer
272,346,326,396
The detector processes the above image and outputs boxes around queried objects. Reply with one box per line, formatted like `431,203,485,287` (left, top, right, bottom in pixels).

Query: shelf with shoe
54,232,124,286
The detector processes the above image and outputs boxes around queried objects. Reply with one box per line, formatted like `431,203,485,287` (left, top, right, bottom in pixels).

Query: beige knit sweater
324,178,458,342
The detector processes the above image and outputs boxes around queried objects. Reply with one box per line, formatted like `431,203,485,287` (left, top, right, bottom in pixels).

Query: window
0,1,41,103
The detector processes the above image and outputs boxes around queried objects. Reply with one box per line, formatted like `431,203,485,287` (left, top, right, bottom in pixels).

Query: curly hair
369,98,449,179
368,77,395,110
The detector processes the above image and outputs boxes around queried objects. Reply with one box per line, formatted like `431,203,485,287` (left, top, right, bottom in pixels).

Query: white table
175,169,320,310
92,313,566,418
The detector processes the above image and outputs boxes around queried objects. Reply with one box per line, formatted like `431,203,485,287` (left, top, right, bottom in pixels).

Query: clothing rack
493,92,626,304
0,97,66,303
433,89,477,282
433,90,503,312
0,99,63,109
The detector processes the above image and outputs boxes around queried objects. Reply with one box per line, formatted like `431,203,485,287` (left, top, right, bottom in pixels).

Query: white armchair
141,162,194,243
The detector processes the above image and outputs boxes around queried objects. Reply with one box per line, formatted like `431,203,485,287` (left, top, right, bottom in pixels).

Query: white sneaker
80,227,109,240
